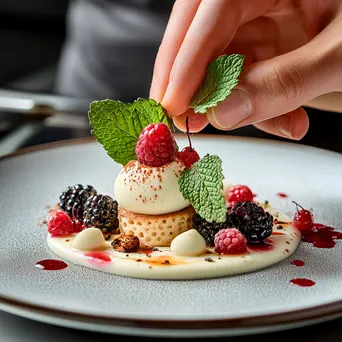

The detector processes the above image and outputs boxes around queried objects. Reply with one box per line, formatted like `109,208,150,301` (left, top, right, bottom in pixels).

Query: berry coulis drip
277,192,288,198
35,259,68,270
84,251,111,263
247,239,274,252
290,259,305,266
140,249,153,255
301,223,342,248
290,278,315,287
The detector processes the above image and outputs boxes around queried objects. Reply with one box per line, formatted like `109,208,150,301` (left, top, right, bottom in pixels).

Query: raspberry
227,185,253,205
47,210,73,237
136,123,177,167
214,228,247,254
176,146,200,168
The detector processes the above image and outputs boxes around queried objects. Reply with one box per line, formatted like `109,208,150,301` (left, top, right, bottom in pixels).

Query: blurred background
0,0,341,156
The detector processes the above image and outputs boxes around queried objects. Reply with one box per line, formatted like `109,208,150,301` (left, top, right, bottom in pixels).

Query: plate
0,135,341,338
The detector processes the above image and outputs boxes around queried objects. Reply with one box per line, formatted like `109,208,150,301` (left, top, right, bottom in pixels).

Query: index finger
149,0,201,103
152,0,276,117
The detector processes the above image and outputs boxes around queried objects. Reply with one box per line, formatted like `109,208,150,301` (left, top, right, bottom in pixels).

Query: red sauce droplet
140,249,153,255
84,252,111,263
301,223,342,248
290,278,315,287
247,239,274,252
35,259,68,270
277,192,288,198
291,259,305,266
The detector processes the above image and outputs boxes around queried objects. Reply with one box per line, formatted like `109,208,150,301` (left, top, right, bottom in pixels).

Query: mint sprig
190,54,244,114
88,98,173,165
178,154,226,223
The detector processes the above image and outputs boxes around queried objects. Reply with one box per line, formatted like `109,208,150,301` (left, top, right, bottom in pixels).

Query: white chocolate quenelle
114,158,189,215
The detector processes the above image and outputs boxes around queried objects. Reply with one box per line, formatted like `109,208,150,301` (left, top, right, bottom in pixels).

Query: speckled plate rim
0,136,342,337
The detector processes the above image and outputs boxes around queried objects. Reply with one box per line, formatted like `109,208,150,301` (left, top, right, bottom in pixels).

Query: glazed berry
59,184,97,220
83,194,119,233
192,213,232,246
228,201,273,243
135,123,177,167
176,146,200,168
176,116,200,168
214,228,247,254
227,185,253,205
292,201,314,231
47,210,73,237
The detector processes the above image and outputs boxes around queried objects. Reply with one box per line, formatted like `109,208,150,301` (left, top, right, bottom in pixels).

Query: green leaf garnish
178,154,226,223
88,98,173,165
190,54,244,114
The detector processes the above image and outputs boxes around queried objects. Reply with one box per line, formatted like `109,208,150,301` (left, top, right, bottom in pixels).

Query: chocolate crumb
274,220,288,225
205,257,214,262
112,234,140,253
152,247,159,251
163,260,170,264
277,225,284,230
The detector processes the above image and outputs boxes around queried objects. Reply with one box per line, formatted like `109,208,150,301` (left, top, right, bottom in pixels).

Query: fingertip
149,85,163,104
162,96,190,117
173,109,209,132
290,108,309,140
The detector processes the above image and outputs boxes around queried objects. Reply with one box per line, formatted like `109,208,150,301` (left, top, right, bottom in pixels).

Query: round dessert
47,205,301,280
118,206,195,248
114,158,194,247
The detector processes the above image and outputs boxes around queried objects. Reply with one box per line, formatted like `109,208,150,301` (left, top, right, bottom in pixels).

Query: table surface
1,104,341,341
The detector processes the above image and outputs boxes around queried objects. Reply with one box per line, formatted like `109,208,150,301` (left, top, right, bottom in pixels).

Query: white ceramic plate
0,135,341,338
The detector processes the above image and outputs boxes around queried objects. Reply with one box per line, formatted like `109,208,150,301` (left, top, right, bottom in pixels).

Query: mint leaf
88,98,173,165
190,54,244,114
178,154,226,223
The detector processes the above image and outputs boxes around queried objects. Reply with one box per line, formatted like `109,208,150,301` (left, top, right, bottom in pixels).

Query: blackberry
228,201,273,243
192,213,232,246
59,184,97,220
83,194,119,233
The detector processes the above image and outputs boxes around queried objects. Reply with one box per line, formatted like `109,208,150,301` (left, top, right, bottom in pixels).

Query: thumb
207,24,341,131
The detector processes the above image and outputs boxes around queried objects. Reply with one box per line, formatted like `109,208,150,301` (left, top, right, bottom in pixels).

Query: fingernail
275,115,293,138
211,89,252,128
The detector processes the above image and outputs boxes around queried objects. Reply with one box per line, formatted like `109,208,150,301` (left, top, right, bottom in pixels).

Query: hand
149,0,342,139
